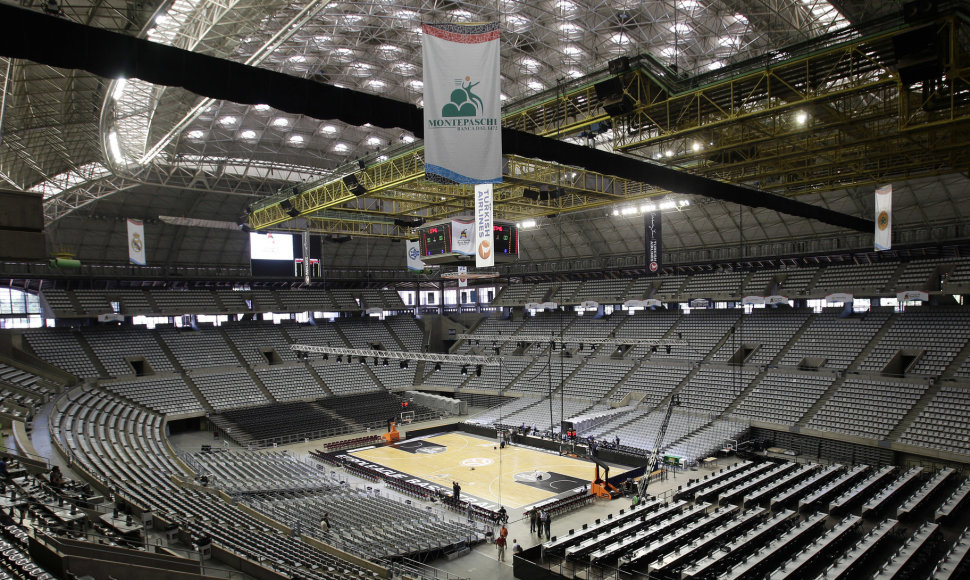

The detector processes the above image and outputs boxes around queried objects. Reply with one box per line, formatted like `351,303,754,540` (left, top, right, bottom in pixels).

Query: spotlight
476,365,482,377
359,357,365,365
651,345,657,353
400,360,409,369
383,358,389,366
665,345,672,354
336,355,342,363
373,357,378,366
323,353,329,360
461,366,467,375
434,362,441,371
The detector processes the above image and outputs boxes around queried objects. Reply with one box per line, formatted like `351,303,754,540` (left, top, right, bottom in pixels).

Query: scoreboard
417,218,519,265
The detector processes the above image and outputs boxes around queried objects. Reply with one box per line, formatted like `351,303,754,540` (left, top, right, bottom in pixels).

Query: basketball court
337,432,629,510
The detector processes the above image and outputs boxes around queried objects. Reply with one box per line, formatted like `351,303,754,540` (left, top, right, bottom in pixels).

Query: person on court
529,507,538,534
543,510,552,540
495,534,506,561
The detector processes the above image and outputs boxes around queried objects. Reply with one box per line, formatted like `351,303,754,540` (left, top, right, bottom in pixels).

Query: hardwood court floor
349,432,616,509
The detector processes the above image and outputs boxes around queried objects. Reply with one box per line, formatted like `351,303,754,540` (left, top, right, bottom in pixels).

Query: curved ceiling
6,0,969,277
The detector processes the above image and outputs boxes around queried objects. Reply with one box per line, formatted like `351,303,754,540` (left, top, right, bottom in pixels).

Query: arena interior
1,0,970,579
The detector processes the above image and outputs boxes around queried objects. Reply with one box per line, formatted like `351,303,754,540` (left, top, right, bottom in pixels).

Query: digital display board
492,224,518,256
250,232,322,278
249,232,294,261
419,223,452,256
416,219,518,265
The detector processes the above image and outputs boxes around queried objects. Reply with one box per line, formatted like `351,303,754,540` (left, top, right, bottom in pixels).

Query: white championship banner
127,218,146,265
475,184,494,267
875,184,892,251
422,22,502,184
406,240,424,272
451,218,475,256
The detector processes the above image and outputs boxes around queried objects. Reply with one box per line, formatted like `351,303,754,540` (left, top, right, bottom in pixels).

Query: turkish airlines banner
875,184,892,251
127,218,146,265
645,211,662,276
422,23,502,184
475,184,494,267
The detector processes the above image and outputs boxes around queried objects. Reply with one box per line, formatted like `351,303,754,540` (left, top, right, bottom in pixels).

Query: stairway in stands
794,374,847,428
886,379,944,441
721,366,772,417
769,313,816,366
305,363,335,397
151,334,214,413
847,313,896,372
73,331,109,378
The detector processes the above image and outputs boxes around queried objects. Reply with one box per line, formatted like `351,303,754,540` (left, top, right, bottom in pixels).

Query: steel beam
290,344,501,366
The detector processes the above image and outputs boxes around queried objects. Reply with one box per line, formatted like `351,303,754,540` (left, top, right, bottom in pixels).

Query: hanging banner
126,218,146,265
875,184,892,251
451,218,475,256
422,23,502,184
644,298,662,308
742,296,766,305
825,292,854,303
475,184,494,267
580,300,599,310
766,295,789,305
897,290,928,302
623,299,647,309
406,240,424,272
457,266,468,287
689,298,710,308
645,212,662,276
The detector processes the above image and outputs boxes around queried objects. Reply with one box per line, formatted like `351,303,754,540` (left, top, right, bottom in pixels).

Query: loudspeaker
342,174,368,196
595,77,635,116
279,199,293,211
902,0,938,22
608,56,631,76
893,24,946,85
286,207,301,217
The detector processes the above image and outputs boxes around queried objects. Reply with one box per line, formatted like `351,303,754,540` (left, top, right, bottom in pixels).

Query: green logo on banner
442,76,483,117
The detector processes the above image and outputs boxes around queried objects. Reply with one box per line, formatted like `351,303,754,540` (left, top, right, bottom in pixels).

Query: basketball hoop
441,271,500,280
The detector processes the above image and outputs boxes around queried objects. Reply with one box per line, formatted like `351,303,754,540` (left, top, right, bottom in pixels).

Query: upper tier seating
102,374,204,415
562,360,634,399
779,308,891,370
678,366,758,415
310,359,384,395
222,321,297,366
338,318,400,349
191,369,270,411
81,325,175,377
150,290,220,314
712,308,811,366
254,364,327,401
775,267,818,296
899,385,970,456
680,271,746,299
732,370,835,425
859,307,970,377
24,329,101,379
812,262,897,295
155,324,239,369
808,378,930,439
611,362,691,407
